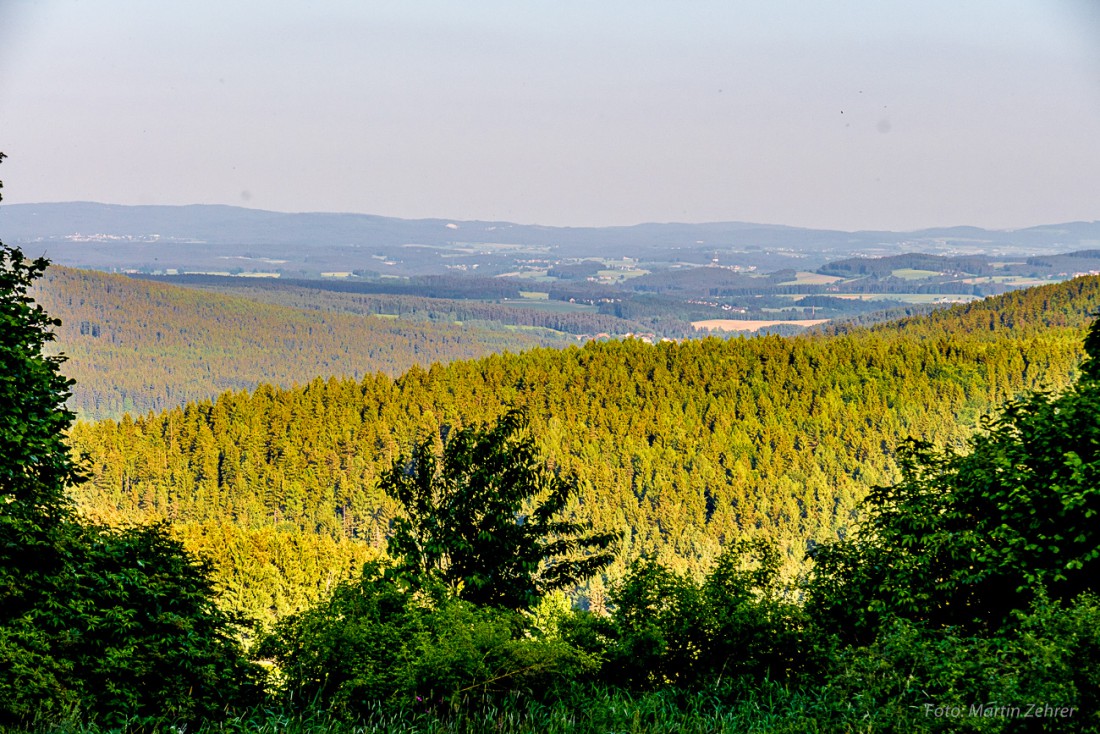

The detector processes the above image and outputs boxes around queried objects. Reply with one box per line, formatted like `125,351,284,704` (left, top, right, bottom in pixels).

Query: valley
11,205,1100,348
7,2,1100,726
32,267,573,421
21,207,1100,630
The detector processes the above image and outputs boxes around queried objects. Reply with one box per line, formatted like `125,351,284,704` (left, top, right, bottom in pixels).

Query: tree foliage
0,226,79,527
31,522,260,726
32,266,572,421
603,540,809,689
0,154,82,722
67,276,1100,616
0,155,258,726
382,410,618,610
257,561,595,717
808,316,1100,636
814,592,1100,732
12,148,1100,727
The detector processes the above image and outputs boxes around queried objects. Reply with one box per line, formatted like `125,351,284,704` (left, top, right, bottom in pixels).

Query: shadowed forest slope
33,266,573,421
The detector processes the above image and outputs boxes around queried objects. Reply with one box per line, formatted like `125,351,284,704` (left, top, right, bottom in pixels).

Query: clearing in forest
691,318,830,332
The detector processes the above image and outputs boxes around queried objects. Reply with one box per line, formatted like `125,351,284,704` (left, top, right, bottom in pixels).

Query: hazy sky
1,1,1098,230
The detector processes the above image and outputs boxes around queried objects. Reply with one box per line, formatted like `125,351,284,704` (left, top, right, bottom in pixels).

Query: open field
778,271,846,285
961,276,1058,286
692,318,830,332
828,293,982,304
891,268,944,280
597,268,650,281
495,270,555,280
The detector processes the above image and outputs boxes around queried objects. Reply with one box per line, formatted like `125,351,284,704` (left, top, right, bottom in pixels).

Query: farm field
777,271,846,285
828,293,982,303
691,318,831,331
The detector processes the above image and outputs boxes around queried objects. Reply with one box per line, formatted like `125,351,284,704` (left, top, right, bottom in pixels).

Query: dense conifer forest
69,276,1100,627
173,279,686,339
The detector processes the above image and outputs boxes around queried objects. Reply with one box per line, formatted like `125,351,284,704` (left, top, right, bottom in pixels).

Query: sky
0,0,1098,231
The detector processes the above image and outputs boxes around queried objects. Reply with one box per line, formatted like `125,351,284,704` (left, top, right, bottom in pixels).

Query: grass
596,269,650,281
960,276,1057,286
5,682,937,734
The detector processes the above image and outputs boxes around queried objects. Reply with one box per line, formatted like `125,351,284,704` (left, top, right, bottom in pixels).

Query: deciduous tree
381,409,619,609
0,155,259,725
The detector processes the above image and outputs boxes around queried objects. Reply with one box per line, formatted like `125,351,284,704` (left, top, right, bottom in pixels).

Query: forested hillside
32,266,572,420
824,273,1100,338
69,276,1100,624
172,279,675,338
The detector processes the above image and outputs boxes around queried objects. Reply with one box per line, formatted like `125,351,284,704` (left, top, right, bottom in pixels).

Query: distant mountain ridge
4,202,1098,254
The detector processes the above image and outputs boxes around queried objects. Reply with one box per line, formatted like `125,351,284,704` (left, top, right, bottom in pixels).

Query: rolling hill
6,202,1099,278
66,276,1100,623
33,266,573,421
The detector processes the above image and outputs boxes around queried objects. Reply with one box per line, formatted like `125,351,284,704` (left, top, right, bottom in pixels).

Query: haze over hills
17,205,1100,425
4,202,1099,278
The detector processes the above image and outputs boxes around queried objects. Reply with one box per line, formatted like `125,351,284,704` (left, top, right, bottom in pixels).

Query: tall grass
3,680,960,734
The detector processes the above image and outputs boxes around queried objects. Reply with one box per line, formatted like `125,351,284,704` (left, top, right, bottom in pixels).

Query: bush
2,522,261,728
0,219,260,726
822,593,1100,732
807,317,1100,637
605,540,810,689
64,523,262,725
257,562,597,717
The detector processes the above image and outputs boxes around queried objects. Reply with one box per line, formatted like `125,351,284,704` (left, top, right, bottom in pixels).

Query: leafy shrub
808,317,1100,637
604,557,707,688
0,616,76,724
257,562,597,717
2,522,261,728
64,523,262,725
823,592,1100,732
605,540,809,689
